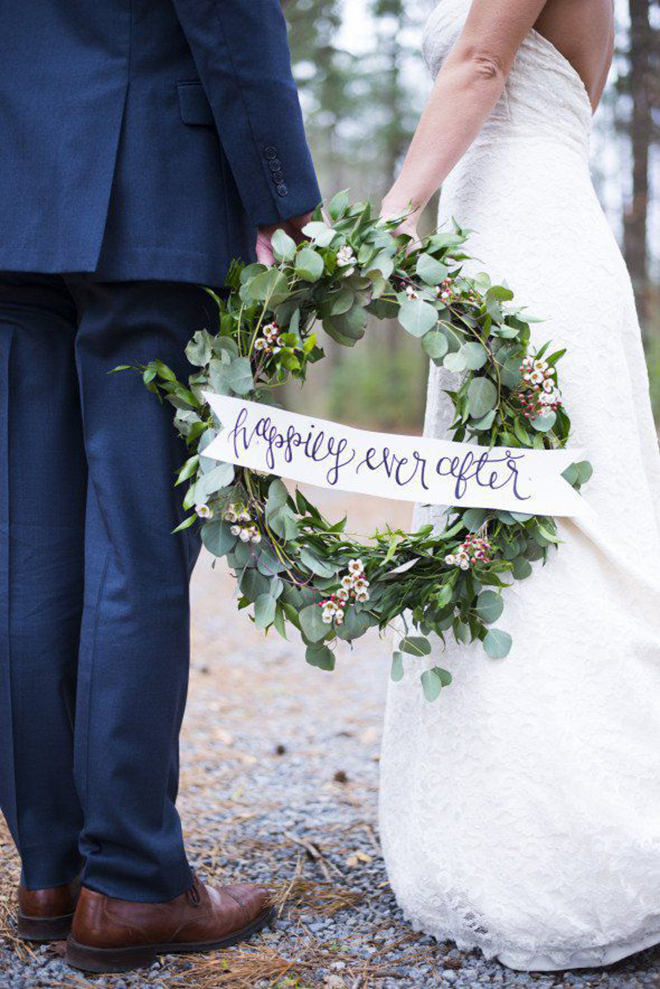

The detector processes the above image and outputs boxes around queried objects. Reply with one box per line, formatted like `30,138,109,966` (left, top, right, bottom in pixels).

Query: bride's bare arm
382,0,547,232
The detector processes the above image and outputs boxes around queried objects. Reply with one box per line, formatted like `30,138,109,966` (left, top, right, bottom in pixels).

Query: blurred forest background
281,0,660,430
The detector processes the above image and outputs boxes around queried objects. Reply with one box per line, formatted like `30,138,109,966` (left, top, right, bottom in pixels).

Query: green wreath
122,193,592,701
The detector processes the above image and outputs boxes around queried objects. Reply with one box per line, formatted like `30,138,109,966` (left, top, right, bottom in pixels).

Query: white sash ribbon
202,392,592,518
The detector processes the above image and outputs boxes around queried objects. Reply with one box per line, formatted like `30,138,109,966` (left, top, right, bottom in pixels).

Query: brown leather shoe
17,877,81,941
65,875,272,973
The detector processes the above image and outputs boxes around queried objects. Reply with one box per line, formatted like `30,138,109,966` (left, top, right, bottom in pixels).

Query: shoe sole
64,906,274,973
18,911,75,942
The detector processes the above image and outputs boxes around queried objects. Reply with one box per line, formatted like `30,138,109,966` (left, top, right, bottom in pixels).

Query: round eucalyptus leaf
301,221,337,247
299,604,328,643
295,247,325,283
461,342,488,370
443,350,467,373
306,642,336,670
467,376,497,418
422,330,449,360
462,507,488,531
398,299,438,337
512,557,533,579
531,410,556,432
476,590,504,624
483,628,513,659
200,520,237,558
247,268,289,306
500,356,523,388
416,253,449,285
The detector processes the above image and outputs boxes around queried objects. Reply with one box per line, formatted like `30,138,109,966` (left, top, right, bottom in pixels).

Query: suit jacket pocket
177,81,215,127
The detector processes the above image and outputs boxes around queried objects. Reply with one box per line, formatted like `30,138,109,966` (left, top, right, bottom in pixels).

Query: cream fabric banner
202,393,592,518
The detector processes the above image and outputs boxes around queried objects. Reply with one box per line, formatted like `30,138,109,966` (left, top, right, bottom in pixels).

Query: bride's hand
380,199,421,245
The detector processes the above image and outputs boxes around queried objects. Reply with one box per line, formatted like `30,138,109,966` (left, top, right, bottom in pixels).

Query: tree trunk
623,0,653,326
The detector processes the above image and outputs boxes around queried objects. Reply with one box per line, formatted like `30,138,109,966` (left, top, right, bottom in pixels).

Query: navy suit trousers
0,275,212,901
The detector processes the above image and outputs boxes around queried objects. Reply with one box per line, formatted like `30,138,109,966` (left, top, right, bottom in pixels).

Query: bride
378,0,660,972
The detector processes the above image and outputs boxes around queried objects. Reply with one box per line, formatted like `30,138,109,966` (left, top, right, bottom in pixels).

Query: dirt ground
1,491,658,987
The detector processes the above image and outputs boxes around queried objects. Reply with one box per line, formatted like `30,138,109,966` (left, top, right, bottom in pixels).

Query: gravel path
1,491,659,987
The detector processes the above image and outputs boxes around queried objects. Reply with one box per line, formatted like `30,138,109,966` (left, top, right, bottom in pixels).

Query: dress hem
496,929,660,972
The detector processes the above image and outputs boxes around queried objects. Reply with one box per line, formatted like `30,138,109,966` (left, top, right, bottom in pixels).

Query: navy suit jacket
0,0,321,284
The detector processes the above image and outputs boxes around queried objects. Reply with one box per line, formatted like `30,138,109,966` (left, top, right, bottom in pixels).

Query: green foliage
125,195,591,702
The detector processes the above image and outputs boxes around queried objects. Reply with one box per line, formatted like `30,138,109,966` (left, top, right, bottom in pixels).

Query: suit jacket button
268,158,282,172
276,183,289,197
264,146,279,160
271,171,284,184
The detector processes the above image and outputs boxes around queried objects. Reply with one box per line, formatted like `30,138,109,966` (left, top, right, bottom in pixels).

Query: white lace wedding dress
379,0,660,972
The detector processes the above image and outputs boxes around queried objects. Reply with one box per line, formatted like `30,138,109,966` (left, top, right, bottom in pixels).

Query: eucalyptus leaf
461,342,488,370
369,252,394,279
421,668,443,702
226,357,254,396
500,356,523,388
200,520,237,558
246,268,289,306
476,590,504,624
455,620,471,644
462,507,489,531
254,593,277,629
268,505,299,541
240,567,271,602
575,460,593,484
306,642,336,670
271,228,297,261
390,651,404,682
335,607,372,641
400,636,431,656
422,330,449,361
196,462,234,497
483,628,512,659
256,544,287,576
328,189,350,221
329,287,354,316
467,377,497,418
295,247,324,283
299,604,328,644
416,253,449,285
266,478,289,514
471,409,496,430
302,221,337,247
531,410,556,432
443,350,467,373
185,329,213,366
398,299,438,338
512,557,533,579
333,305,368,340
299,547,336,578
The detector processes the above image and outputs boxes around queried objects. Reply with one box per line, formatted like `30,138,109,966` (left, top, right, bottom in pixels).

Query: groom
0,0,320,974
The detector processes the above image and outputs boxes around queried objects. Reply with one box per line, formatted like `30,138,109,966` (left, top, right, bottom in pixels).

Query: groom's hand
256,212,313,266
